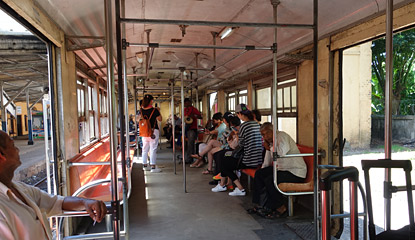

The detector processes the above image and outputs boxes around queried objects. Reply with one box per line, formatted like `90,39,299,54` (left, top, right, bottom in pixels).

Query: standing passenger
140,94,162,173
184,98,202,164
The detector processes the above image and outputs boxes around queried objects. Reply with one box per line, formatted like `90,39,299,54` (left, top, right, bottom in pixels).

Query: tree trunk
392,96,401,115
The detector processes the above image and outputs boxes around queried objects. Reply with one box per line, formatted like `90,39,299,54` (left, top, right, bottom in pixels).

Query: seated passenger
190,112,226,171
0,131,107,240
200,112,234,175
211,104,263,196
210,114,241,184
249,122,306,218
252,109,262,124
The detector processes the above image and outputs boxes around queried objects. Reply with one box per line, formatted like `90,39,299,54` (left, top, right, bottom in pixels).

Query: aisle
128,145,263,240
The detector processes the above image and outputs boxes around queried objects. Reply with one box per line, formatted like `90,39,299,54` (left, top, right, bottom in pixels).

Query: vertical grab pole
120,0,130,238
171,80,176,174
313,0,319,238
270,0,279,216
43,97,51,194
195,53,199,111
350,181,358,240
26,89,34,145
321,189,331,240
384,0,393,231
105,0,120,239
180,68,187,193
1,81,7,132
133,75,138,161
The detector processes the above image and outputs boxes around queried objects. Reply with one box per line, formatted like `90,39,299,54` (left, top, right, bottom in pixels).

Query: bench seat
241,144,319,216
69,137,134,202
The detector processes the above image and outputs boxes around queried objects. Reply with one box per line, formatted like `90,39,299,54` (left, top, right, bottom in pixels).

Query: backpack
139,108,156,137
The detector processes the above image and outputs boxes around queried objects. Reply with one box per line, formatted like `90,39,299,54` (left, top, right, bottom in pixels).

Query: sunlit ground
342,146,415,235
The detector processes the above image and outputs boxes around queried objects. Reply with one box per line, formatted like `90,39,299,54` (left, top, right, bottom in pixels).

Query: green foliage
371,28,415,115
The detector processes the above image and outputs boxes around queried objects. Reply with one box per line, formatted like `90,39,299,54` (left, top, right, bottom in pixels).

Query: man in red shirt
184,98,201,163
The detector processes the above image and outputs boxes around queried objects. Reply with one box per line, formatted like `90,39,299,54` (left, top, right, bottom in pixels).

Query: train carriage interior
1,0,415,239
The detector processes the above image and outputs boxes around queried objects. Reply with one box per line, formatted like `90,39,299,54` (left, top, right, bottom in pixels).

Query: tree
371,28,415,115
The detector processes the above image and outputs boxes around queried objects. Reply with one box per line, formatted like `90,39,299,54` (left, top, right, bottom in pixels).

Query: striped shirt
238,121,263,167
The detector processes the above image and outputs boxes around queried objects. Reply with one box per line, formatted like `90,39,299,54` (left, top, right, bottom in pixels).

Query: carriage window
277,82,296,114
278,117,297,142
208,92,218,119
77,80,87,147
88,85,96,140
77,78,99,148
227,92,236,112
256,87,271,109
77,82,85,118
100,90,109,136
238,90,248,105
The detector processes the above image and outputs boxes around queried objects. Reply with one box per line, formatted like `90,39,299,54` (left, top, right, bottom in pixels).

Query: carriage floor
88,142,316,239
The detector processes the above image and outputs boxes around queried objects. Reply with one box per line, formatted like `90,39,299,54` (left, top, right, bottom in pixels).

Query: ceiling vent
170,38,182,43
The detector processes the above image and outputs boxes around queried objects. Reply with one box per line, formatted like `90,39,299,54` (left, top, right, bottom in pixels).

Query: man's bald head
260,122,273,145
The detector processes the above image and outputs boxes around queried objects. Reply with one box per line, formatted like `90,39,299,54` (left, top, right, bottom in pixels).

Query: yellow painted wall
342,43,372,149
13,102,43,136
217,90,226,114
56,48,79,158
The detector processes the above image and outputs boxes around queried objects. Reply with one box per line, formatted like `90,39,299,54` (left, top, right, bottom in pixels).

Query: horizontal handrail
394,185,415,191
69,161,124,166
56,208,111,218
63,231,126,240
317,212,366,219
274,152,323,159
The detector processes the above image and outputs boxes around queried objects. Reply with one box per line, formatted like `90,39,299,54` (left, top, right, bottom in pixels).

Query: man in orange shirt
184,98,202,164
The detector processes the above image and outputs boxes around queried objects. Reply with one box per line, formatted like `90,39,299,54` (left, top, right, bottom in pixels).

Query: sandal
246,206,262,214
190,154,203,160
256,207,277,219
202,169,213,175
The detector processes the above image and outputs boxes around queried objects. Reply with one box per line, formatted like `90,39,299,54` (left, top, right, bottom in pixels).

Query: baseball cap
235,103,250,114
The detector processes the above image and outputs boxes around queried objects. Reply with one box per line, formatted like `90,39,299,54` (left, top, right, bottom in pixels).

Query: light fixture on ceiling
219,27,236,40
135,52,145,64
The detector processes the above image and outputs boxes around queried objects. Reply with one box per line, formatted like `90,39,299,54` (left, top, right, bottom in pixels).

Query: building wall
14,102,43,136
342,43,372,149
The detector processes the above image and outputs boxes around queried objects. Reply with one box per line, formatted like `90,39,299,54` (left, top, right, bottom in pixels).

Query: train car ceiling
5,0,402,96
